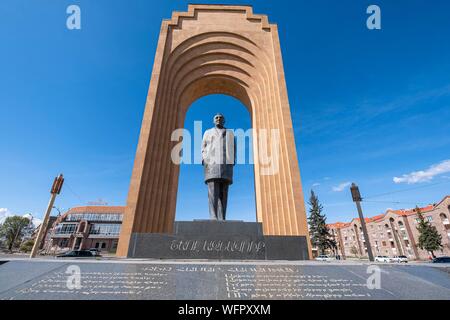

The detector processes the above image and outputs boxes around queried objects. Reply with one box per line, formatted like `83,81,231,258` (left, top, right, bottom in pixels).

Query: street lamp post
30,174,64,258
53,206,62,216
350,183,374,262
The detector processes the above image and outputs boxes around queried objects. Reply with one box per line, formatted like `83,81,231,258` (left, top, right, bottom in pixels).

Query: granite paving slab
0,260,449,300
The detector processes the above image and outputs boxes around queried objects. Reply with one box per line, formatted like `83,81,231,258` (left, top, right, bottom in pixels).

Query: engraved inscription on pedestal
0,262,386,300
169,240,266,255
223,266,372,300
129,221,308,260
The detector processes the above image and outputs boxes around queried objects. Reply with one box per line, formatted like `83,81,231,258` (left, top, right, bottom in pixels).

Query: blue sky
1,0,449,224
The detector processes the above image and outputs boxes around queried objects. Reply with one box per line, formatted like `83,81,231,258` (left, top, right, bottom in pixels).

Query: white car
375,255,391,263
315,255,334,261
391,255,408,263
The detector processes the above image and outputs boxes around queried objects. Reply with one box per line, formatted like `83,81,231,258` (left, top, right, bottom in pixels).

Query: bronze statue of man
202,114,236,221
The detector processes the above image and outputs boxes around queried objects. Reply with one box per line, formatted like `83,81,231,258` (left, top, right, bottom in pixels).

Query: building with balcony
49,206,124,253
328,195,450,260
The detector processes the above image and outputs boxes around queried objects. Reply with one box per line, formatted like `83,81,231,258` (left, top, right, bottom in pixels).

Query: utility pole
30,174,64,258
350,183,374,262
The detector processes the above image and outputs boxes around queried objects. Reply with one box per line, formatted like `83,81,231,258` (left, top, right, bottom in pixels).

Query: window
440,213,449,225
55,223,77,235
89,224,121,236
66,213,123,222
426,216,433,223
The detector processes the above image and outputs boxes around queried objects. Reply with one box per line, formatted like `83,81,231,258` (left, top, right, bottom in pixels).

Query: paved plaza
0,257,449,300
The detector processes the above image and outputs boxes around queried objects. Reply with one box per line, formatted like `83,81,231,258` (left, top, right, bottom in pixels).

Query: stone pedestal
127,221,309,260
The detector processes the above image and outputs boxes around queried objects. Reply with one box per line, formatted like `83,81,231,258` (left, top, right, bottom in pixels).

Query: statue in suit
202,114,236,221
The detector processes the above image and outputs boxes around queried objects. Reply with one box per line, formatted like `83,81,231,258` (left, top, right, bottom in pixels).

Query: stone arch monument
117,4,311,258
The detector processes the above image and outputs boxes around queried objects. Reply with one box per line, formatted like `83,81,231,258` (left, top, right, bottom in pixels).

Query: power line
363,200,430,206
364,180,450,200
64,182,85,204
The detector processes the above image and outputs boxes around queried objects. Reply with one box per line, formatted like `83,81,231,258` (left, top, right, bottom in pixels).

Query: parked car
375,255,391,263
391,255,408,263
56,250,95,258
315,255,334,261
432,256,450,263
88,248,102,257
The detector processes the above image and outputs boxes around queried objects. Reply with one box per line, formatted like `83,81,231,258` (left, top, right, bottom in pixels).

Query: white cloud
393,160,450,184
332,182,352,192
312,183,321,188
22,213,42,228
0,209,41,227
0,208,13,224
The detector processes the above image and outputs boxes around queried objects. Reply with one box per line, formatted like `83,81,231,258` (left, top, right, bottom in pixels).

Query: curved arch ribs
117,5,311,258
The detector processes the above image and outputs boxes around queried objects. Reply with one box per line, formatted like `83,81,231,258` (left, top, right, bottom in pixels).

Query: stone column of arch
117,5,311,258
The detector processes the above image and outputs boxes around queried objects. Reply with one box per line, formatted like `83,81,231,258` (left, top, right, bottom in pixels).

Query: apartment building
328,196,450,260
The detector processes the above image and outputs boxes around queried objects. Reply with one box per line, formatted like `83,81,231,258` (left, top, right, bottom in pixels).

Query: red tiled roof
327,195,448,226
328,222,347,229
392,205,434,217
369,214,385,222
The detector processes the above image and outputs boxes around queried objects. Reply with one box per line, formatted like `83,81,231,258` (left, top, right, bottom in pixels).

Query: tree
20,239,35,253
415,206,442,259
350,246,359,258
0,216,30,252
308,190,337,255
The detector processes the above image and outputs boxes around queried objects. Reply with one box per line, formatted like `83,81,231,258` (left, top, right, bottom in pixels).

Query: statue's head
213,113,225,128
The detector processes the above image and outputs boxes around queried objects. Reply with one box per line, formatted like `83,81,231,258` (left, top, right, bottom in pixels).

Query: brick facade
48,206,124,254
328,196,450,260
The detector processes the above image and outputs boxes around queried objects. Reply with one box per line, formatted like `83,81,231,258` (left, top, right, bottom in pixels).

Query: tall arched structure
117,4,311,258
